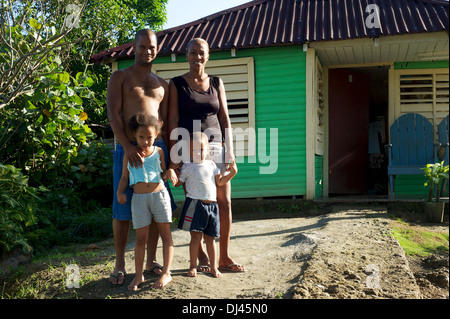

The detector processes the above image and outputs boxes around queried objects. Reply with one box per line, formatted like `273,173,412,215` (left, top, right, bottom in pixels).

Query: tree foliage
1,0,168,118
0,0,168,255
0,0,87,109
1,0,168,181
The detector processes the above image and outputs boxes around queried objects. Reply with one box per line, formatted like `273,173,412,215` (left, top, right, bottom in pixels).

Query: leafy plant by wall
0,164,46,256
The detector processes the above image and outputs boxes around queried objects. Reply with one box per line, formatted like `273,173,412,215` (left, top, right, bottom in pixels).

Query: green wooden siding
244,46,306,199
118,46,307,201
394,175,449,199
315,155,323,198
394,175,427,199
394,61,449,70
119,59,134,68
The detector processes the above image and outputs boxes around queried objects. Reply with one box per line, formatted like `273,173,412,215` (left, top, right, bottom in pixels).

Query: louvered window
153,57,256,157
394,68,449,142
399,73,434,112
436,74,449,117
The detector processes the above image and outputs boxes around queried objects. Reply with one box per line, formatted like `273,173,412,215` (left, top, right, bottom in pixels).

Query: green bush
29,199,112,255
0,164,46,256
0,139,113,257
25,139,114,255
69,139,113,202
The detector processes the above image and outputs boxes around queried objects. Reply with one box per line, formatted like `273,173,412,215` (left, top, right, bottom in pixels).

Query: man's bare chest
124,77,164,101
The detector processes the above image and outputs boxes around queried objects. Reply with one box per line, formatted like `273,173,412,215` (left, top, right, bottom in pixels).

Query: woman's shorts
131,188,172,229
178,197,220,238
174,140,228,176
206,141,228,176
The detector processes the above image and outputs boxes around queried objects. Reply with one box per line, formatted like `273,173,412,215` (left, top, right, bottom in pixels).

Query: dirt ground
1,200,448,299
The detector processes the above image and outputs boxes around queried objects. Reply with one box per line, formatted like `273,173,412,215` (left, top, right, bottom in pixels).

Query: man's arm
107,70,142,168
116,155,130,204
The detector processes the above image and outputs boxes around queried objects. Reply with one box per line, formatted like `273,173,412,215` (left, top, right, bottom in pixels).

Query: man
107,29,174,285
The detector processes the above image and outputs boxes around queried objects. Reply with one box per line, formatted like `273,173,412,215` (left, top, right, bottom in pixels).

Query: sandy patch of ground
1,201,448,300
78,204,449,299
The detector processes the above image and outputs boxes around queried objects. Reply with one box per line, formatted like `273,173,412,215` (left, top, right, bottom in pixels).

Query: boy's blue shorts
178,197,220,238
112,140,177,221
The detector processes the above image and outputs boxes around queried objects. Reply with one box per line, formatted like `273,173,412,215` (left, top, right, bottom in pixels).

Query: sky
162,0,252,30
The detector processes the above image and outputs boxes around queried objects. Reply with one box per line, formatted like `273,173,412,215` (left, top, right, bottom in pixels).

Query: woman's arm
168,79,181,170
215,161,238,187
216,77,235,165
158,78,170,147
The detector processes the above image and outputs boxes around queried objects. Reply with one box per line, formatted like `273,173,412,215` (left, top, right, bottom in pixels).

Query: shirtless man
107,29,174,287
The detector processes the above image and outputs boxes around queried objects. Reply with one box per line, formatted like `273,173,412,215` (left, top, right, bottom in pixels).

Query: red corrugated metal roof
91,0,449,63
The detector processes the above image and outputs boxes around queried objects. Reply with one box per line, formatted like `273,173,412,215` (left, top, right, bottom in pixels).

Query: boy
176,132,238,278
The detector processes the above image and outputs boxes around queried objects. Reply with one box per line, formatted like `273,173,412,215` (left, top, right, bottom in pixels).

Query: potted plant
421,161,449,223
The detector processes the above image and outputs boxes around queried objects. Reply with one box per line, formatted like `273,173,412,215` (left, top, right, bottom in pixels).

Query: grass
392,220,449,257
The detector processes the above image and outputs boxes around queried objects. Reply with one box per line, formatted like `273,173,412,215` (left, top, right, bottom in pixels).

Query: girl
116,113,177,290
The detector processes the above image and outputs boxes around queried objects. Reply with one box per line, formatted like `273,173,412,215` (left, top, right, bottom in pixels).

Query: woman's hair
128,113,162,133
187,38,209,53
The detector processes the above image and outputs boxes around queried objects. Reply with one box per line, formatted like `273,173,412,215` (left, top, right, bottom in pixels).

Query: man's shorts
112,139,177,221
131,189,172,229
178,197,220,238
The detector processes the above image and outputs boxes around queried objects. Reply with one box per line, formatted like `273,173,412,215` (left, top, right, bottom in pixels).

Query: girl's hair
128,113,162,133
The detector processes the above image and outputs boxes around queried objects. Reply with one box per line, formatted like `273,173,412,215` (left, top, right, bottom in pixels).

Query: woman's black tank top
172,75,222,143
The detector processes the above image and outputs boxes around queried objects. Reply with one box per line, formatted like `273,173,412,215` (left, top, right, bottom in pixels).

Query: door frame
313,58,394,199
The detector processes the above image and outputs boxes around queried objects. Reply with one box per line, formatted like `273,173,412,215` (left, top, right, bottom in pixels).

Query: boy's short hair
190,131,209,145
128,113,161,133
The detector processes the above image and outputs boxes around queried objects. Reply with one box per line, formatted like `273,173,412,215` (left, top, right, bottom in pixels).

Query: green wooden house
92,0,449,201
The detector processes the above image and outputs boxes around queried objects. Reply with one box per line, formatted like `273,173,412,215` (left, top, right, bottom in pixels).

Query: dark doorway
328,66,389,195
329,68,370,194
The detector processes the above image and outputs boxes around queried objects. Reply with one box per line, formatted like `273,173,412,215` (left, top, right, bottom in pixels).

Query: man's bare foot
109,269,126,285
210,268,223,278
187,267,197,277
145,262,163,275
152,273,172,288
128,275,145,291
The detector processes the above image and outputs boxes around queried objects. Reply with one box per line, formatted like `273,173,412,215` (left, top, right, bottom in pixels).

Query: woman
168,38,246,273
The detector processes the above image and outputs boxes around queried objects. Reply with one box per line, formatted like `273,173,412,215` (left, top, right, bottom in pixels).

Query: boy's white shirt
179,160,221,201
